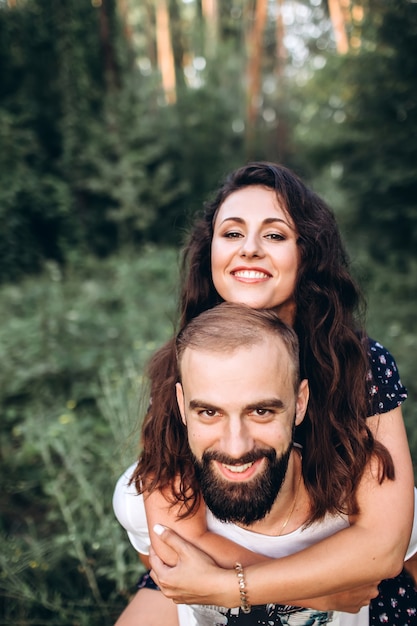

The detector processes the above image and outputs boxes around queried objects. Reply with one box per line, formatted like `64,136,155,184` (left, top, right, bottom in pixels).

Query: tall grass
0,247,179,624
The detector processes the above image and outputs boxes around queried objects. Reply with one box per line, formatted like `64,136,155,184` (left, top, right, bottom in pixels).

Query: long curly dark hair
132,162,394,523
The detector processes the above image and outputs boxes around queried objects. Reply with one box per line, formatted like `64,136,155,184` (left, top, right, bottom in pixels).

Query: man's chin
195,445,292,526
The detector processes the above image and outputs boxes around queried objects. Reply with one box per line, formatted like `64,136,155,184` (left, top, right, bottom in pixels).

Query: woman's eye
223,231,243,238
265,232,285,240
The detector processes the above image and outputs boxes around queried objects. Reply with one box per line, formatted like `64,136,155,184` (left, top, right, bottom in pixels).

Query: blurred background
0,0,416,623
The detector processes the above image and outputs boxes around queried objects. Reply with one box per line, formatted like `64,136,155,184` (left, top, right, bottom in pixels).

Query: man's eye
199,409,218,418
254,408,270,416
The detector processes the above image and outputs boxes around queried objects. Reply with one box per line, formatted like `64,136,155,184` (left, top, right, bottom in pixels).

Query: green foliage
290,4,417,469
0,0,111,280
0,248,179,624
0,108,72,280
0,0,247,283
294,0,417,269
352,254,417,476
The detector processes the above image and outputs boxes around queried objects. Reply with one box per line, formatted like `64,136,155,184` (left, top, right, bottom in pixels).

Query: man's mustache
202,447,276,467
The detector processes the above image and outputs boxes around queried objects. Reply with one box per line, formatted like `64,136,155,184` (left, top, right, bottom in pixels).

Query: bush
0,247,179,624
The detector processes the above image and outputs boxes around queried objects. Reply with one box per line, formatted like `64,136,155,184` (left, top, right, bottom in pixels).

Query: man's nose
220,417,254,459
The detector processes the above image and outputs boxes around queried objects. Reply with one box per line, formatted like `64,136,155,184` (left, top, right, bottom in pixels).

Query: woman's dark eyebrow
218,216,289,226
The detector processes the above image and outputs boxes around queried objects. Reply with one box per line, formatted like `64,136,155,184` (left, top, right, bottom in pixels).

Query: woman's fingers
152,524,214,564
152,524,185,557
149,524,225,604
149,525,198,598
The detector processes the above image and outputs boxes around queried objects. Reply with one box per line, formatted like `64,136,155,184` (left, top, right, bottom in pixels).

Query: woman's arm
145,488,381,613
144,485,268,568
149,407,414,606
405,552,417,585
149,526,380,612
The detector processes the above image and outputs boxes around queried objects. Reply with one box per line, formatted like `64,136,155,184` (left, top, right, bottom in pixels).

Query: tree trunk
117,0,133,42
274,0,290,162
246,0,268,152
156,0,176,103
99,0,121,90
168,0,186,90
328,0,350,54
144,0,157,70
202,0,218,56
275,0,286,78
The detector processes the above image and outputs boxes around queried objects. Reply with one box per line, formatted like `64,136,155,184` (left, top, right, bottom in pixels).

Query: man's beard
192,444,293,526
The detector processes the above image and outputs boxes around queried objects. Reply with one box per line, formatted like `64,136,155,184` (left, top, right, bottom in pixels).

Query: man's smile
214,457,265,481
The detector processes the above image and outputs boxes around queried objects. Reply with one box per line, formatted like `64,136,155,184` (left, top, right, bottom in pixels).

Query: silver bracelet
235,562,251,614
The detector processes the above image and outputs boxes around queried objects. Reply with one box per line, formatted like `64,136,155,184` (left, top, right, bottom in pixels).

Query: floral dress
367,340,416,625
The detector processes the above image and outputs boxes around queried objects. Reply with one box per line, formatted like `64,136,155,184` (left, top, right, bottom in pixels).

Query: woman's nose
239,234,264,258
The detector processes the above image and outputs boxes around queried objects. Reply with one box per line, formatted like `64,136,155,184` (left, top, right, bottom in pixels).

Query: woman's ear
175,382,186,425
295,379,309,426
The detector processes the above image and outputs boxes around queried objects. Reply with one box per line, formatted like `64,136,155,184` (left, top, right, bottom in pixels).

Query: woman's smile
230,266,272,281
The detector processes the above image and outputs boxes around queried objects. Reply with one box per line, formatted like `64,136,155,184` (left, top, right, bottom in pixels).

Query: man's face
176,338,308,526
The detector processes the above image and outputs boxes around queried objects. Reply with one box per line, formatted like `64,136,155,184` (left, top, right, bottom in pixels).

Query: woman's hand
149,524,238,607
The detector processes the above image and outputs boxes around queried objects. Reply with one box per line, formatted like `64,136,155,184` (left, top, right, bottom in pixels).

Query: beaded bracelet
235,562,251,614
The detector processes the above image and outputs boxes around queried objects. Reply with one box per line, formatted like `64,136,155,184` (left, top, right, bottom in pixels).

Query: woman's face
211,186,299,325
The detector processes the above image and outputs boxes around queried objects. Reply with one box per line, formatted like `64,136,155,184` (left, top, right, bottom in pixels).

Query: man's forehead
180,336,292,368
180,343,295,406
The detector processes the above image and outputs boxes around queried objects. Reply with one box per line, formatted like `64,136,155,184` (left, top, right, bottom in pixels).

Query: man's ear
175,382,186,425
295,379,309,426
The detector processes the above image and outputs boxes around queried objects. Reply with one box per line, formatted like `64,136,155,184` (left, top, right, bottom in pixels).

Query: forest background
0,0,416,624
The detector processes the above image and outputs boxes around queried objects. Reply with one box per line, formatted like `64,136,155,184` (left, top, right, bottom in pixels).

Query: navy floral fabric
366,341,416,623
223,604,333,625
370,569,417,625
367,339,408,415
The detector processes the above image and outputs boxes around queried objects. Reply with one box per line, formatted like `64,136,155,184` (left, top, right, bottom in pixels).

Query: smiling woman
211,186,299,324
113,162,416,626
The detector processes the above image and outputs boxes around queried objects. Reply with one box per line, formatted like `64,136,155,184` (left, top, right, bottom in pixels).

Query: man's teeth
222,461,254,473
234,270,268,279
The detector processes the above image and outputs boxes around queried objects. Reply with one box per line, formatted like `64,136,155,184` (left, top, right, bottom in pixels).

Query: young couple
113,162,417,625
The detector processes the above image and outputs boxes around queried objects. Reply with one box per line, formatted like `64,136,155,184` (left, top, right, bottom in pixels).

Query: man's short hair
175,302,300,390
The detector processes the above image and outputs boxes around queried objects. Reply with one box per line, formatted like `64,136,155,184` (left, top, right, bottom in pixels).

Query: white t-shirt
113,465,417,626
